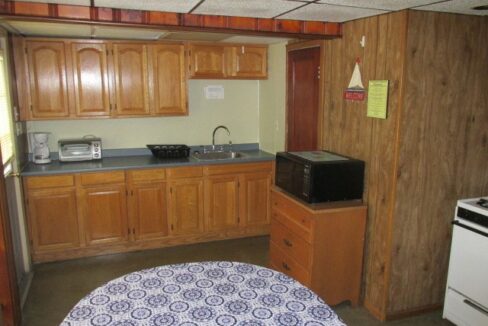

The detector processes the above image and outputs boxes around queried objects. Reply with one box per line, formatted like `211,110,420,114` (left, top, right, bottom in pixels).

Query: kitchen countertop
21,149,275,176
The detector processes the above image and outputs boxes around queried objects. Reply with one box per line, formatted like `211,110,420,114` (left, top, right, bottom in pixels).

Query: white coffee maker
30,132,51,164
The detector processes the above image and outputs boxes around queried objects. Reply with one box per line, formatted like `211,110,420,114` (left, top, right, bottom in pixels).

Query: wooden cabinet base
270,187,367,307
31,225,269,263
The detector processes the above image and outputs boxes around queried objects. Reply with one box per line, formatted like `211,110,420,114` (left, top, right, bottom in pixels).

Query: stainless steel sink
192,151,247,161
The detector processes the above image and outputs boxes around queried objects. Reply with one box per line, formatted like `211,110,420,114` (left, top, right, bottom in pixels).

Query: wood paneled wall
388,11,488,314
322,11,408,319
321,9,488,320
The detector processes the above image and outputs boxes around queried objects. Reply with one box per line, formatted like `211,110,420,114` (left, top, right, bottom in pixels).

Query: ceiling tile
280,3,388,22
15,0,90,5
94,0,201,13
193,0,304,19
316,0,440,11
415,0,488,16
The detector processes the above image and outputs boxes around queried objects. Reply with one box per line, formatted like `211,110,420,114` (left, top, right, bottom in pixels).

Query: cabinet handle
283,239,293,247
463,299,488,316
282,262,291,271
132,228,135,235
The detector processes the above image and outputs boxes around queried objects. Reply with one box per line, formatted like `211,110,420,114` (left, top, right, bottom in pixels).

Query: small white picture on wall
204,85,224,99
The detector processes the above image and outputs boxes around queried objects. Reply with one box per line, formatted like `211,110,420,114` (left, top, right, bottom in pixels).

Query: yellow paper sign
367,80,389,119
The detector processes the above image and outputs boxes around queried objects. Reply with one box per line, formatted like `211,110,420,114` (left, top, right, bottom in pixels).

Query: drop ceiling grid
280,3,388,22
192,0,306,19
93,0,202,13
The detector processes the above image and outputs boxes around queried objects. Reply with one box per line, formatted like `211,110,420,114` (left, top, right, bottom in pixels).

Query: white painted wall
27,79,260,151
259,43,286,154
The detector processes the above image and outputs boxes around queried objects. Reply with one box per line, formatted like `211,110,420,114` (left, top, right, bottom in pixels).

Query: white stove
443,197,488,325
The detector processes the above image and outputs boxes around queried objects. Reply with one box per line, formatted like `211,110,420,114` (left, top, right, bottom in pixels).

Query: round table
61,261,346,326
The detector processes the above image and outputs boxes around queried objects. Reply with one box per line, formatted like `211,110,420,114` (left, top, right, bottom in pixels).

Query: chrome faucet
211,125,231,151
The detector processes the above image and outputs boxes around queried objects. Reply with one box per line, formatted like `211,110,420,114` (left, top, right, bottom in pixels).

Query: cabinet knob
283,239,293,247
282,262,291,271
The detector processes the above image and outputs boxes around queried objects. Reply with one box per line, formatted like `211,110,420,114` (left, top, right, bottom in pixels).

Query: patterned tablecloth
61,261,346,326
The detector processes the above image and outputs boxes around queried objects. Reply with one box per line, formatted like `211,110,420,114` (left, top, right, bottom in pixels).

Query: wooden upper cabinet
113,43,150,116
188,43,268,79
229,46,267,79
189,44,226,78
149,44,187,115
71,42,111,117
25,41,70,118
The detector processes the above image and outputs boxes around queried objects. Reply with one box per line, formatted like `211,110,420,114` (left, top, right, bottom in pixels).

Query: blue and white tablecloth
61,261,346,326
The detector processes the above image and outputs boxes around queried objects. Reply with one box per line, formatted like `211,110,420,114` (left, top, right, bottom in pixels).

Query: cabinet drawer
128,168,166,182
272,191,313,229
270,218,312,267
25,174,75,189
80,171,125,186
270,242,310,286
271,209,312,243
204,162,272,176
167,166,203,179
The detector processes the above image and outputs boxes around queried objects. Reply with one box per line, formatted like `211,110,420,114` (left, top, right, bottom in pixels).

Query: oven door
447,221,488,309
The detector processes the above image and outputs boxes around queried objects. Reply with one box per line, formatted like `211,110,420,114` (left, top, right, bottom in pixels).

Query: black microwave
275,151,365,203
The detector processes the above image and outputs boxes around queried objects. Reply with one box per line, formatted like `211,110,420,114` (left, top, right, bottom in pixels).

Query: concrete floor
22,236,453,325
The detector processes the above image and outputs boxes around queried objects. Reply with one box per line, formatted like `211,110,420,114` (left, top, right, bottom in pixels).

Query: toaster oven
58,138,102,162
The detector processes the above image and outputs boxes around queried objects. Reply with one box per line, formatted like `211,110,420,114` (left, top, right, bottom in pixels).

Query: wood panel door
71,42,111,117
129,182,169,241
240,172,271,226
168,179,204,235
286,46,321,151
26,187,79,251
80,184,129,246
149,44,187,115
113,43,149,116
26,41,70,118
205,175,239,231
189,44,226,78
230,46,267,78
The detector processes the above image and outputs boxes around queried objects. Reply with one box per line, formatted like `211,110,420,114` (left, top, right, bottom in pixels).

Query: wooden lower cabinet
79,184,129,246
127,168,168,241
26,187,79,252
270,187,367,306
205,175,239,231
240,172,271,226
129,182,168,241
23,161,273,262
168,178,204,235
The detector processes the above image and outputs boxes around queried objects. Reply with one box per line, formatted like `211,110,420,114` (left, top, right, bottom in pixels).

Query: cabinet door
26,41,70,118
129,182,169,241
205,175,239,231
80,184,129,246
113,43,149,116
149,44,187,115
230,46,267,78
189,44,226,78
27,187,79,251
168,179,204,235
71,42,111,117
240,172,271,226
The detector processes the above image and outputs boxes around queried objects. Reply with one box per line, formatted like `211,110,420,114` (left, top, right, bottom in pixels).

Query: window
0,49,14,174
